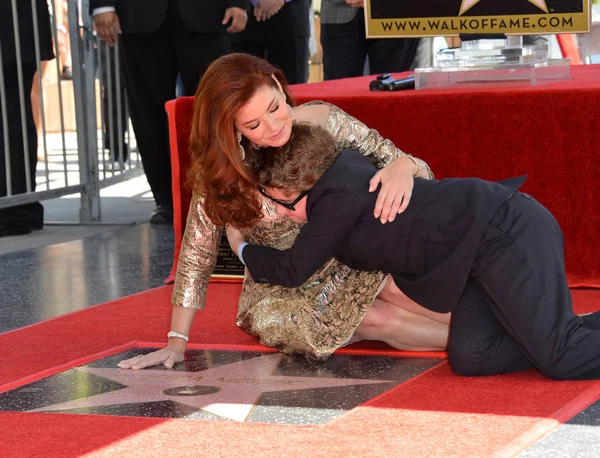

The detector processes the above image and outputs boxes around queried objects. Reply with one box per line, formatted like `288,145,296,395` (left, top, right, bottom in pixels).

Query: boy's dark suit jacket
89,0,248,35
243,150,526,313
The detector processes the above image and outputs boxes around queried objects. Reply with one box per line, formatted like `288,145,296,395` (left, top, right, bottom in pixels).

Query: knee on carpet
448,356,483,377
536,360,576,381
447,347,492,377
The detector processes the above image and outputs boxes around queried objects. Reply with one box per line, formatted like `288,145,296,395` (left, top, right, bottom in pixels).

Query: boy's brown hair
250,122,339,196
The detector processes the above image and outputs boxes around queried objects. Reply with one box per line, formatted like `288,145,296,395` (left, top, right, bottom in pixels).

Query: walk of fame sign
365,0,590,38
0,348,442,425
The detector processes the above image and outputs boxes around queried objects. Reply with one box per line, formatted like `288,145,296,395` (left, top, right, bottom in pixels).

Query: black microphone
369,74,415,91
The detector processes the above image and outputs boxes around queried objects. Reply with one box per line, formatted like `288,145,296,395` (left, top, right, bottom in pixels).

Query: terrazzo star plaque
0,348,442,425
364,0,589,38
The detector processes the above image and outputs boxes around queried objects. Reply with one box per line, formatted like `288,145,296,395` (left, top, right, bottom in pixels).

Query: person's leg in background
101,43,128,166
177,33,231,96
230,8,267,70
266,37,309,85
264,0,310,85
0,63,44,235
234,1,310,85
118,20,178,224
54,0,72,79
321,11,367,80
174,0,231,97
367,35,421,74
31,60,49,161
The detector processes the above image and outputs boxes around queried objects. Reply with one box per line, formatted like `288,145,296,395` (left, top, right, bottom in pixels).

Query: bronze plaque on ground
213,233,245,278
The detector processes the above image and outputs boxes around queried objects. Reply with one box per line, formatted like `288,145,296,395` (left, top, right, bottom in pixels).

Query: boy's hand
226,225,246,254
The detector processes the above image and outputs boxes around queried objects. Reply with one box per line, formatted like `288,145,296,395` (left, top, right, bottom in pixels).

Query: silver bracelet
167,330,189,342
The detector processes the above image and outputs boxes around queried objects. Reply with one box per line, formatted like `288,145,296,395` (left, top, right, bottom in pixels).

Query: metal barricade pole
0,48,11,197
32,0,51,190
96,39,107,180
68,0,100,222
48,0,69,188
105,41,115,172
10,0,33,194
115,40,125,169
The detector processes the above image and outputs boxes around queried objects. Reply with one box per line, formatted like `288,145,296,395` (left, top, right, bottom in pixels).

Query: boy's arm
242,189,362,287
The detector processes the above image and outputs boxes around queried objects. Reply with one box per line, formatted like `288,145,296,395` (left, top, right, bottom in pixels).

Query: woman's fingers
118,346,186,370
118,352,165,370
369,169,383,193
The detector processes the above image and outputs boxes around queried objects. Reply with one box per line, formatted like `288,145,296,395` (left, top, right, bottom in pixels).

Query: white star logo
460,0,549,15
29,354,393,422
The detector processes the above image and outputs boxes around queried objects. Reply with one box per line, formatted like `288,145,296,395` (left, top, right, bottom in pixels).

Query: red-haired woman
118,53,449,370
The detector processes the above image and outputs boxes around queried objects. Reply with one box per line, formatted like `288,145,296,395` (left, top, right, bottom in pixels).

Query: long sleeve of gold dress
172,102,431,359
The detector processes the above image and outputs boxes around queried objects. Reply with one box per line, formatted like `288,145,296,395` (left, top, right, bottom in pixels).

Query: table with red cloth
166,65,600,287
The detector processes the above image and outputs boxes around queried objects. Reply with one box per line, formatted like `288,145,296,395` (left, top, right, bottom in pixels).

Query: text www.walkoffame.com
381,16,574,33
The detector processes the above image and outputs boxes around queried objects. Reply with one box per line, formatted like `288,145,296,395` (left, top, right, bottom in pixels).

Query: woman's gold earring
237,132,245,161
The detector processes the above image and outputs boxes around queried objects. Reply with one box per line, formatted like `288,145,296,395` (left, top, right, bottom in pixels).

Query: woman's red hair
188,53,294,228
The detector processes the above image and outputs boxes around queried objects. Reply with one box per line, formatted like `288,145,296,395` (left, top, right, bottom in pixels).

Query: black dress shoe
0,202,43,236
149,205,173,225
0,218,32,237
24,202,44,230
11,203,44,230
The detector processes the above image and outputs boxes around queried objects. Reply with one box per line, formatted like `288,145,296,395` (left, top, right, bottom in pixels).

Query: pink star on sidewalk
29,354,392,422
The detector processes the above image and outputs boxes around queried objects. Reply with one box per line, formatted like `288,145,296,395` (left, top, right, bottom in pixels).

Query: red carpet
2,285,600,456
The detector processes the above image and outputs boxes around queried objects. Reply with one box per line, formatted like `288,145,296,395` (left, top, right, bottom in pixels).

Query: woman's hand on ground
118,343,185,370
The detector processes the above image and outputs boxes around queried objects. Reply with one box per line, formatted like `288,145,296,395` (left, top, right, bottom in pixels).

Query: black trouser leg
0,62,43,233
239,35,309,85
119,1,229,210
448,281,533,376
367,37,420,74
101,44,128,162
266,37,309,85
119,29,177,209
471,192,600,380
236,1,309,84
1,63,38,197
321,13,367,80
175,32,230,96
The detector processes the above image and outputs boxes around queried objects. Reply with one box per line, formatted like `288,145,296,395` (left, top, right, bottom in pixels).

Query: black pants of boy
448,192,600,380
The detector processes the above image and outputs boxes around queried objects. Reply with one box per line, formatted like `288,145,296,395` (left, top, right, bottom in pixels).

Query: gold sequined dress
172,102,429,360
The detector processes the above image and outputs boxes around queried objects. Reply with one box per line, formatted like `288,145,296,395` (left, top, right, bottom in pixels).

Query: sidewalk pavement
0,175,157,256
